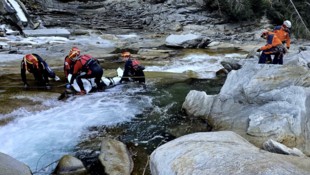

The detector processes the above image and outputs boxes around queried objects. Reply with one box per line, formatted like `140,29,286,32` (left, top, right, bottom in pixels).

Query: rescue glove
256,49,261,52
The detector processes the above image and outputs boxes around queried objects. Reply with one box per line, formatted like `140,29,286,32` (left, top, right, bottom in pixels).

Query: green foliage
266,0,310,39
204,0,269,21
204,0,310,39
269,0,308,39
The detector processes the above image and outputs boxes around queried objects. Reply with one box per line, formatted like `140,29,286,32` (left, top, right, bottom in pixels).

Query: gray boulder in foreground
0,152,32,175
54,155,87,175
98,138,133,175
150,131,310,175
182,90,214,117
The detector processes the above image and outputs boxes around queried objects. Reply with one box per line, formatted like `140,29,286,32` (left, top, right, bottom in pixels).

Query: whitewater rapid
146,53,246,79
0,51,245,173
0,85,151,172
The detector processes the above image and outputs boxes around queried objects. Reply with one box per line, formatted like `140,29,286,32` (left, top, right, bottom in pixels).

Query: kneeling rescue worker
120,51,145,84
67,47,104,95
21,53,60,88
257,31,285,64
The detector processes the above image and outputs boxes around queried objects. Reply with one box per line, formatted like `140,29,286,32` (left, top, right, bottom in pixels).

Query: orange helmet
121,51,131,57
24,54,39,69
24,54,38,64
68,47,80,61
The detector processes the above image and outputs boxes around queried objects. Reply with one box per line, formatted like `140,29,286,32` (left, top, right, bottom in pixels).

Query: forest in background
204,0,310,39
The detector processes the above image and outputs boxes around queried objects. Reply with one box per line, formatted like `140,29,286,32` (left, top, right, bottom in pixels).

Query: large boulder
150,131,310,175
0,152,32,175
182,90,215,117
165,33,210,48
98,138,133,175
182,50,310,155
54,155,87,175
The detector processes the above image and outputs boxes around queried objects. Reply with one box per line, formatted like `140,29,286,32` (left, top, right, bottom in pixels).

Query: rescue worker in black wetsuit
21,53,60,88
67,47,104,95
120,51,145,84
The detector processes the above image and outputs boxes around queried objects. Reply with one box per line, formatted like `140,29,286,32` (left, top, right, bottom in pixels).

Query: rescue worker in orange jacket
64,47,78,89
21,53,59,88
273,20,291,50
257,31,285,64
67,47,104,95
120,51,145,84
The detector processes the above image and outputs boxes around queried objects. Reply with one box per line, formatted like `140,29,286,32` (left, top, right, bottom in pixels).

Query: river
0,48,245,174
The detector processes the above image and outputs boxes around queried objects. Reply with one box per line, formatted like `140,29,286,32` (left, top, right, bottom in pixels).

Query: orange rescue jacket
260,32,283,51
273,25,290,48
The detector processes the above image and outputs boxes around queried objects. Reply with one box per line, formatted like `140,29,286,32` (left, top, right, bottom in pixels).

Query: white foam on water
145,53,245,79
116,33,138,39
72,35,115,48
0,85,152,172
0,54,24,63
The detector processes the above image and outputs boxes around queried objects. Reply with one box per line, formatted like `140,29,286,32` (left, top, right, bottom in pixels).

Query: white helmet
283,20,291,28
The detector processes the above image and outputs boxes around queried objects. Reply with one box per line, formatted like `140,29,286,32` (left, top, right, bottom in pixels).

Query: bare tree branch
216,0,222,16
289,0,310,35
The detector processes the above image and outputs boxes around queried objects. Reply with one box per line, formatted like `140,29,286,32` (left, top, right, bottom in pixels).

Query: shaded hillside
18,0,310,38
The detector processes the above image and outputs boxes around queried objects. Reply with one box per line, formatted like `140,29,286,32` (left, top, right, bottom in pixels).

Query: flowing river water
0,49,246,174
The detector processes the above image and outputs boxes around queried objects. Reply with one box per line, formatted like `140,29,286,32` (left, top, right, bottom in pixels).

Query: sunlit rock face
182,51,310,155
182,90,214,117
98,138,133,175
150,131,310,175
0,152,32,175
210,60,310,153
54,155,87,175
22,0,221,34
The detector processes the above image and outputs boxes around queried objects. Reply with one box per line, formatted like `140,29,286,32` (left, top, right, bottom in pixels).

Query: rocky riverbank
1,0,310,175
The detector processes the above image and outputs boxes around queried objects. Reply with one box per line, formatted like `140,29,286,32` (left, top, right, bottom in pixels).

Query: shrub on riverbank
203,0,310,39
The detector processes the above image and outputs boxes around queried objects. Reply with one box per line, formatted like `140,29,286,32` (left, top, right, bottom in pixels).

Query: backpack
132,59,145,71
